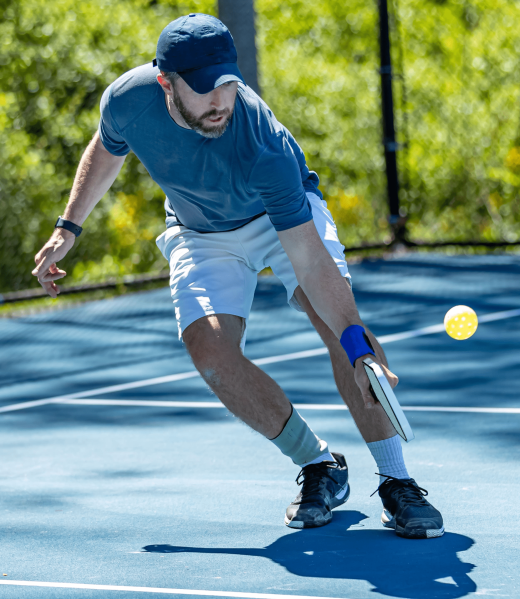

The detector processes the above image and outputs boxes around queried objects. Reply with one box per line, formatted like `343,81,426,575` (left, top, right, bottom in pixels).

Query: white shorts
156,192,350,339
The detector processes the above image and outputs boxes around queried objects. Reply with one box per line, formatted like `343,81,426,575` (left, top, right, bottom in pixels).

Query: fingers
381,363,399,388
33,258,66,282
354,358,399,409
40,271,67,283
32,231,75,279
32,251,66,297
32,253,50,279
38,278,61,297
32,234,75,297
354,366,377,409
39,264,67,283
361,384,376,409
41,280,60,299
32,252,55,279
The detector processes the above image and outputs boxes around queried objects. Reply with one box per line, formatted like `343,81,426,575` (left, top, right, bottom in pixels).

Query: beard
172,88,234,139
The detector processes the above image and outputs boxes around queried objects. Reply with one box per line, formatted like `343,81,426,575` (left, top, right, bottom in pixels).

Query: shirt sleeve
249,135,313,231
98,85,131,156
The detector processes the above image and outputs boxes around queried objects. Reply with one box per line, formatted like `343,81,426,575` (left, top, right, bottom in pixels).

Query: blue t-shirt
98,63,322,233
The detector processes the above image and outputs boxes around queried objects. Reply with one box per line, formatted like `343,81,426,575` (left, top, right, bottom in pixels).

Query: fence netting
1,0,519,296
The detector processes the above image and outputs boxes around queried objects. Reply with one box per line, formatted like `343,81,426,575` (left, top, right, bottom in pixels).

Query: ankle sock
270,407,329,467
367,434,410,483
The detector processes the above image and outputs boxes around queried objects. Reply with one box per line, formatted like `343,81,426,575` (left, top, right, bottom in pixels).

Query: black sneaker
374,475,444,539
285,452,350,529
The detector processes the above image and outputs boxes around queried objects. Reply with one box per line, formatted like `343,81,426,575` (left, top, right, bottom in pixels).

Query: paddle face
362,358,415,443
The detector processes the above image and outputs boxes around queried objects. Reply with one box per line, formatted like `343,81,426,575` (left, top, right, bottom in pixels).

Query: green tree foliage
394,0,520,243
1,0,519,293
258,0,386,246
258,0,520,246
0,0,213,292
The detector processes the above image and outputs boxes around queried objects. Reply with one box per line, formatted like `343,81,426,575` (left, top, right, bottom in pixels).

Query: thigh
266,192,350,311
156,227,257,340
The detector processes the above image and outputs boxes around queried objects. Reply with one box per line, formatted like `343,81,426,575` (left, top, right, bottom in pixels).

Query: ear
157,73,173,94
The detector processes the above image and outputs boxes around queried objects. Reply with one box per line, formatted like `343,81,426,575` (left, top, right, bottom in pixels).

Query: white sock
300,451,336,468
367,434,410,483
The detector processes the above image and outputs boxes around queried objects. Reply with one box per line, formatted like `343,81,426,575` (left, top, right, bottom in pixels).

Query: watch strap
55,216,82,237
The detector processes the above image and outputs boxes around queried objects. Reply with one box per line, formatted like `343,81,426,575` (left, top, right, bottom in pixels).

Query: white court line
370,307,520,344
0,580,347,599
402,406,520,414
59,399,520,414
0,371,201,414
62,399,225,408
0,398,60,413
478,307,520,323
1,307,519,415
0,353,328,415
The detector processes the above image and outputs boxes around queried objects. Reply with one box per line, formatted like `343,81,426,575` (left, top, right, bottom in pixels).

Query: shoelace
370,474,429,506
295,461,339,497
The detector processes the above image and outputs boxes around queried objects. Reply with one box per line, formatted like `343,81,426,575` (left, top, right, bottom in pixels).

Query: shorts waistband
169,211,267,234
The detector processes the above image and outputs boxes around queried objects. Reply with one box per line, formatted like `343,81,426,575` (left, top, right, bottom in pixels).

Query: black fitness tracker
55,216,83,237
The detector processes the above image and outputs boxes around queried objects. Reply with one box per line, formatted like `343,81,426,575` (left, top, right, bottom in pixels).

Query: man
32,14,443,539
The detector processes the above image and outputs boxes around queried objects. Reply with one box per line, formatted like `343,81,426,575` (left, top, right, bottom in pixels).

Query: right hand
354,356,399,409
32,228,76,298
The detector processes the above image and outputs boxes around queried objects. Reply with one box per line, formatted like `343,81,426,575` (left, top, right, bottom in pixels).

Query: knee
200,365,223,388
184,326,242,388
185,341,227,385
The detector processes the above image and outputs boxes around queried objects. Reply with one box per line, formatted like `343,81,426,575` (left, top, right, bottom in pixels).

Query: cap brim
179,62,244,94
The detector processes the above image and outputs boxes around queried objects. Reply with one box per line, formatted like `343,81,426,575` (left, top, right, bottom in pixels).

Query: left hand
354,357,399,409
32,228,75,298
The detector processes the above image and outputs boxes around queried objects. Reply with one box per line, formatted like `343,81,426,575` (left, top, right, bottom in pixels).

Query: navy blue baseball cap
153,13,244,94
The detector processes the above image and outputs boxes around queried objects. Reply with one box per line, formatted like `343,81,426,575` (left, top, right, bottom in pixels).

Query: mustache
200,107,231,121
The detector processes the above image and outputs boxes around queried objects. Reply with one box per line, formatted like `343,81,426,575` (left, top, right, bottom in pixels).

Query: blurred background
1,0,519,298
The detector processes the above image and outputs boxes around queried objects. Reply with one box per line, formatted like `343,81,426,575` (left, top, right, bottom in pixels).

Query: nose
209,87,224,109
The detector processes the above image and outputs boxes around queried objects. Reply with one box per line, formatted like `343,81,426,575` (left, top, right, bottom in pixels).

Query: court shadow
142,511,476,599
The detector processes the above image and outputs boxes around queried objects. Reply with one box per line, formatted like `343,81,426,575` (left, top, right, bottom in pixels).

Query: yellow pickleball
444,305,478,340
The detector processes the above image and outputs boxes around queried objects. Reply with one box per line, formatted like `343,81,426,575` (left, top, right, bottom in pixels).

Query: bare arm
32,132,126,297
277,219,398,407
277,219,361,337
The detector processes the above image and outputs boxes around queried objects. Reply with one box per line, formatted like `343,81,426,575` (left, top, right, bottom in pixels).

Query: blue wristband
340,325,375,367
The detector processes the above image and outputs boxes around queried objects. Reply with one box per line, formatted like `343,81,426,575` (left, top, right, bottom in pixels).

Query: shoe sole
284,483,350,529
381,509,445,539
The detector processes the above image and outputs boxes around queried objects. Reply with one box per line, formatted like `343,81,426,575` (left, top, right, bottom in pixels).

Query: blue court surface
0,253,519,599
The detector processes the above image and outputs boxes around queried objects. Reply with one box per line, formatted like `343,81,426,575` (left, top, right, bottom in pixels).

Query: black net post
378,0,407,243
218,0,261,97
